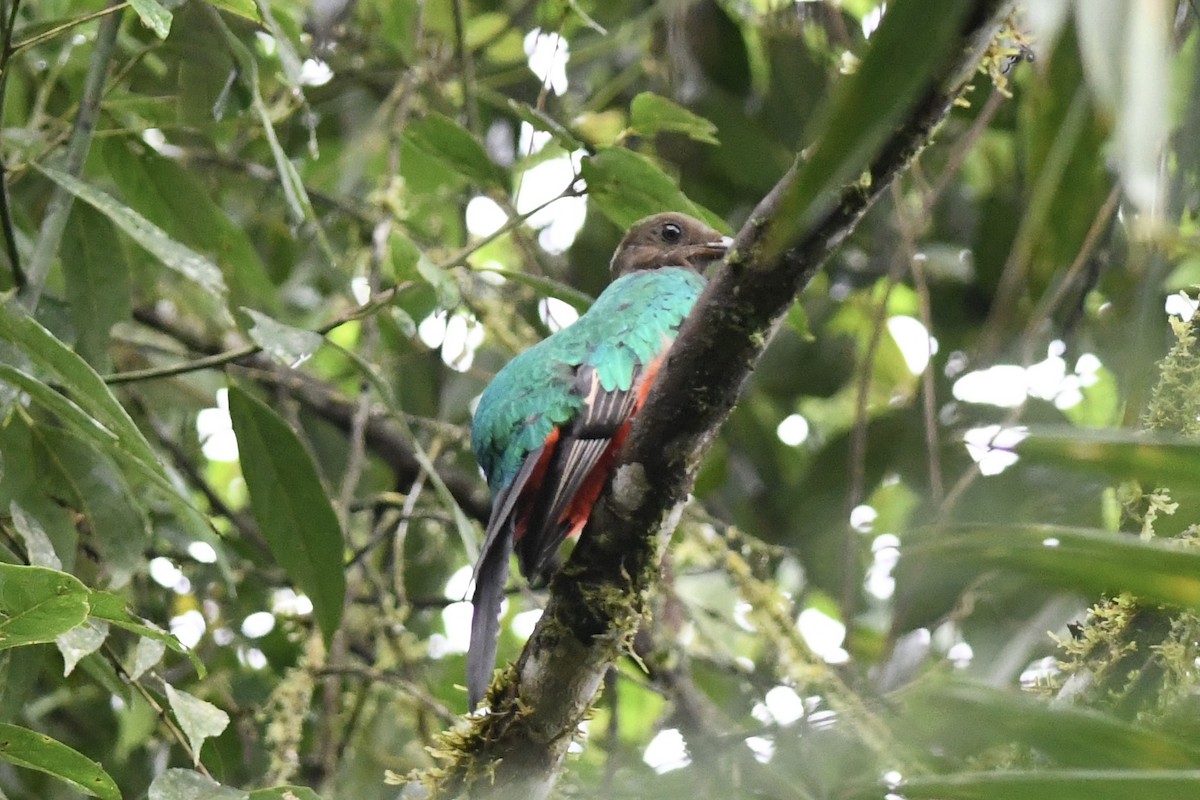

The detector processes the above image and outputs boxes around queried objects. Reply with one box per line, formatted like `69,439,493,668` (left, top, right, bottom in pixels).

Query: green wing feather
470,266,704,492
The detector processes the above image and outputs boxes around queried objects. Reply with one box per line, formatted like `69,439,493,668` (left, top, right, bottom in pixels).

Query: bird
467,212,731,709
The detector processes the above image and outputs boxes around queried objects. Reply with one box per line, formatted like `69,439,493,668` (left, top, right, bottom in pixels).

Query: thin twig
0,0,25,288
938,183,1121,519
843,233,905,622
1017,183,1122,365
19,0,123,310
143,412,269,556
9,2,127,55
102,641,213,778
392,438,440,605
451,0,480,134
977,87,1090,357
909,242,944,504
104,187,576,386
923,89,1005,214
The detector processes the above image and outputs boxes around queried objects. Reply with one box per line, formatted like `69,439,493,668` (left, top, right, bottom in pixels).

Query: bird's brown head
609,212,731,278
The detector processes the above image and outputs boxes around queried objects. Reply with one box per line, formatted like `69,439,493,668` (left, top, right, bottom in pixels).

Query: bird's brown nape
609,212,730,278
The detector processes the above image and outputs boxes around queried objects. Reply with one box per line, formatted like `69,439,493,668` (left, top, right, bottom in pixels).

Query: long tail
467,530,512,709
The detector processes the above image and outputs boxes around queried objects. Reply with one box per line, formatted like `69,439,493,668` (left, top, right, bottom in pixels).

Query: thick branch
439,2,1015,797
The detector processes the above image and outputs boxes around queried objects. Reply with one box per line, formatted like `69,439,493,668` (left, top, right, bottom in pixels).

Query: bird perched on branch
467,212,730,710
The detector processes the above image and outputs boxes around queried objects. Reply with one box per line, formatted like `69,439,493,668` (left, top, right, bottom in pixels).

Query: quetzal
468,212,730,709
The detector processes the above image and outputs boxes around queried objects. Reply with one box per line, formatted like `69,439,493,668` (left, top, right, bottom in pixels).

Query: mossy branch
432,2,1016,797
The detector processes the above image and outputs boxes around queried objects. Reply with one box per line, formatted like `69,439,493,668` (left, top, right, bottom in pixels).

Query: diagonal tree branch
433,2,1017,797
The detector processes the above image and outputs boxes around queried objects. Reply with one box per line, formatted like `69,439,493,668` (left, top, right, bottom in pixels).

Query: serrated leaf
9,501,62,569
243,308,324,367
898,769,1200,800
629,92,719,144
129,0,172,37
165,685,230,764
227,384,346,643
126,636,166,681
89,590,204,676
55,620,108,677
33,165,226,298
0,565,90,651
0,722,120,799
406,112,509,188
580,148,725,231
149,768,249,800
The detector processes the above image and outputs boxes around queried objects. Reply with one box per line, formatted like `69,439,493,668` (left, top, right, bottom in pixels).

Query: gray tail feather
468,532,513,710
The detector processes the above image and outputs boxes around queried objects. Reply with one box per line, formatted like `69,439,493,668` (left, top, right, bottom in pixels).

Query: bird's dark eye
661,222,683,243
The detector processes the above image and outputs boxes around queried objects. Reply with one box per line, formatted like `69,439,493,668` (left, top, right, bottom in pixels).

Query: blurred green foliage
2,0,1200,798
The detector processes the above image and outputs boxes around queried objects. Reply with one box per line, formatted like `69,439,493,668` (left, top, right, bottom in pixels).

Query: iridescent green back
470,267,705,493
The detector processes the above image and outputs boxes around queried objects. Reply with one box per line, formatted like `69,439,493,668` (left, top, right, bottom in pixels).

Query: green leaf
206,0,260,22
629,92,719,144
32,164,227,299
0,306,204,541
416,253,461,308
0,305,157,467
242,308,325,367
471,265,594,312
0,565,90,651
60,203,131,371
165,684,230,764
248,787,324,800
901,525,1200,608
406,112,510,188
506,99,585,150
128,0,173,37
252,85,315,226
0,365,118,446
31,426,148,588
1016,427,1200,487
898,769,1200,800
580,147,726,231
98,138,275,311
761,0,973,259
149,768,249,800
900,681,1200,769
126,637,166,681
0,722,120,800
88,590,204,676
253,0,305,89
9,501,63,570
55,620,108,677
227,383,346,643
